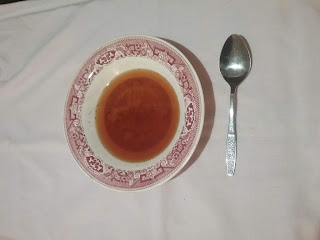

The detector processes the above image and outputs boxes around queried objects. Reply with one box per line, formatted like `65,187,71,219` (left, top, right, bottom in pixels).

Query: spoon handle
226,91,237,176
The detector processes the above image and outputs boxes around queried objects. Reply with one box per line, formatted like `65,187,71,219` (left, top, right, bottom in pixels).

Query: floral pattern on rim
65,36,202,190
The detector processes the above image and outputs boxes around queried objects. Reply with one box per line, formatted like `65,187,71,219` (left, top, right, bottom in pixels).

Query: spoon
219,34,252,176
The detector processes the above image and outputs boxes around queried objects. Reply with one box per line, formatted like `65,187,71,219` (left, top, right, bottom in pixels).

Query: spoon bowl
220,35,252,86
219,34,252,176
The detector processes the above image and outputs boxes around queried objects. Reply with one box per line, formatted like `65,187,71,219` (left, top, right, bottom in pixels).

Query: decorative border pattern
64,36,202,191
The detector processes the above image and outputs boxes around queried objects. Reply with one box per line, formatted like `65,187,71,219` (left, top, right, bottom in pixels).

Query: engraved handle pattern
226,134,236,176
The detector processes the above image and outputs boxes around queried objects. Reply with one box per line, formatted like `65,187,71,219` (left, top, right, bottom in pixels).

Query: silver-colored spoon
219,34,252,176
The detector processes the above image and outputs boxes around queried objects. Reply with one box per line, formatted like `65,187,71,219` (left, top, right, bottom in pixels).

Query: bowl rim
64,35,205,192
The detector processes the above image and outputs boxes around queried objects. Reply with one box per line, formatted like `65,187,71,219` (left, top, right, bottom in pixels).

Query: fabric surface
1,0,320,239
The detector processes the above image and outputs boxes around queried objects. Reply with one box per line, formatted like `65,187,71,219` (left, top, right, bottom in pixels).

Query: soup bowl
64,35,204,191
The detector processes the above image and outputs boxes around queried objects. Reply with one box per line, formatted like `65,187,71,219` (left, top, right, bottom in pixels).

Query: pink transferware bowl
64,35,204,191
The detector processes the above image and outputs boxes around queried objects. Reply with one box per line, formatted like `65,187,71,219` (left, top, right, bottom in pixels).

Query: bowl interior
82,57,185,171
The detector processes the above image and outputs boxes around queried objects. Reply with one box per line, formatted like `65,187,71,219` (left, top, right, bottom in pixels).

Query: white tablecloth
1,0,320,239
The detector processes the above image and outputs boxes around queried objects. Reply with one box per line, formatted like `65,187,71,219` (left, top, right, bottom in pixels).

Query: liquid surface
96,69,180,162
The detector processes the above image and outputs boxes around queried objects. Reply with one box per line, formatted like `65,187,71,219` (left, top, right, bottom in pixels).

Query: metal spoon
219,34,252,176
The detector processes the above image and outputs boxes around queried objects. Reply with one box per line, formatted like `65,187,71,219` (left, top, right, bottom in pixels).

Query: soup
96,69,180,163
